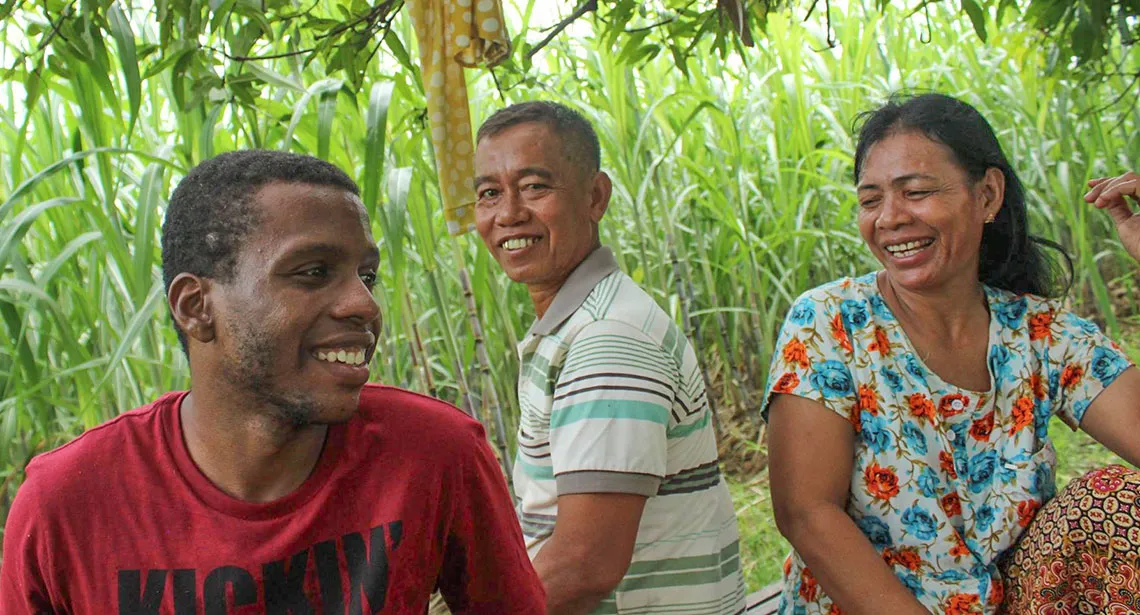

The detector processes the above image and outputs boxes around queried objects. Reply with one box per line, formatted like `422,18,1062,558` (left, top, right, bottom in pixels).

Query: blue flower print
1048,369,1060,399
994,297,1027,329
917,467,940,498
809,360,855,398
855,515,893,547
900,573,924,597
967,451,999,494
902,422,928,455
903,353,928,384
1036,464,1056,500
1074,316,1100,336
840,299,870,330
989,345,1013,388
1091,346,1130,385
788,298,816,326
949,421,969,448
869,294,895,321
880,366,904,393
1073,399,1091,423
974,504,996,532
1034,398,1052,440
901,505,938,541
862,412,895,454
934,569,969,582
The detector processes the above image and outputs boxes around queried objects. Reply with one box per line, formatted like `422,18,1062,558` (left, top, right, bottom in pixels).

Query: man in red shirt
0,150,544,614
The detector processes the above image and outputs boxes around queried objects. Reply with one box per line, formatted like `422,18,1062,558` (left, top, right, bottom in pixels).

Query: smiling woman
761,93,1140,615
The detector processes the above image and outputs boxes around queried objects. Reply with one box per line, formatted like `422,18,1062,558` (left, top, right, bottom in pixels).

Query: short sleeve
0,475,57,614
437,423,546,614
760,291,858,424
1044,308,1134,428
548,319,672,494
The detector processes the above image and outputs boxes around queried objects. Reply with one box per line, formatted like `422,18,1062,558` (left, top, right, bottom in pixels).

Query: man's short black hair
476,101,601,175
161,149,360,351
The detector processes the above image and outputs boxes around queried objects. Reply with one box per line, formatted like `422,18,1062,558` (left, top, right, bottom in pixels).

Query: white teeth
885,239,933,257
502,237,538,251
316,348,366,366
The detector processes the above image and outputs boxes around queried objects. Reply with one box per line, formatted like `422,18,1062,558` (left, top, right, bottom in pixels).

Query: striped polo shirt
513,246,746,614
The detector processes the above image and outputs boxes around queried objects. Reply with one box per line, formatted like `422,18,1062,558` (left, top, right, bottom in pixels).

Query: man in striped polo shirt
473,101,746,615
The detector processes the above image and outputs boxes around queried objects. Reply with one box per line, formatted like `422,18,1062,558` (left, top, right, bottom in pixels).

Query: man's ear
589,170,613,223
168,273,216,344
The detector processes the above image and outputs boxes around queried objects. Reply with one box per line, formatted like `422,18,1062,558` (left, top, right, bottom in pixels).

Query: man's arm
532,492,647,615
436,424,546,615
1,476,58,614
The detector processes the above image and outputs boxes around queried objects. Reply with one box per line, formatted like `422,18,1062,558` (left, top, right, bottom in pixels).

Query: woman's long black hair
852,93,1072,298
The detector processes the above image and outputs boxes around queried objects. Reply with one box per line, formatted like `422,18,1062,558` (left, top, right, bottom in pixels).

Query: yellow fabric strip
408,0,509,235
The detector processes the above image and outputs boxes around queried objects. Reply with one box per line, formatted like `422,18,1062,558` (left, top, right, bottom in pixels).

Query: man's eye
360,272,378,288
907,190,933,199
477,188,500,200
524,183,548,191
298,265,329,280
859,197,880,208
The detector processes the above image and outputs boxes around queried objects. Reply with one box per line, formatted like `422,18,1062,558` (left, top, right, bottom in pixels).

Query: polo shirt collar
527,246,619,337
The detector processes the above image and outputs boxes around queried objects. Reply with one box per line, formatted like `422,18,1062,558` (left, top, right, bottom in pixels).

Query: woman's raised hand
1086,171,1140,264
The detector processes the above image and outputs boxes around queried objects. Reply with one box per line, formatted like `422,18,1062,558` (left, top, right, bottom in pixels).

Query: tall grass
1,2,1137,530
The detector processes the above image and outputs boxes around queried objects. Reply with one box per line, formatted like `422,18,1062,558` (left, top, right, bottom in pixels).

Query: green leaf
362,81,395,214
960,0,988,41
108,2,142,137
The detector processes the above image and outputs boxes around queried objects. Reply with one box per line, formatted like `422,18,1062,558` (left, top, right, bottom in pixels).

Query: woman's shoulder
985,286,1099,336
786,273,881,321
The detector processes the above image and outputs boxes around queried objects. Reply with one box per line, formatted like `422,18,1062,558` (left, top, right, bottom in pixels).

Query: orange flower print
799,566,819,602
773,372,801,394
941,450,959,479
908,393,936,424
1029,373,1046,400
857,385,879,415
830,313,853,353
944,592,980,615
988,577,1004,606
1061,364,1083,389
940,492,962,517
783,338,811,369
864,463,900,501
1028,310,1054,341
869,326,892,356
1010,396,1034,435
783,554,793,576
949,535,971,557
969,411,995,442
828,606,844,615
883,546,923,571
1017,499,1040,528
938,393,971,418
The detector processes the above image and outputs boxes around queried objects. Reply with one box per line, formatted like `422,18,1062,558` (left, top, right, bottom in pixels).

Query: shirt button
951,399,965,411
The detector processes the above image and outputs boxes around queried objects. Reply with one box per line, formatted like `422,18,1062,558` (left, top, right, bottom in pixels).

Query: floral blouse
761,273,1133,615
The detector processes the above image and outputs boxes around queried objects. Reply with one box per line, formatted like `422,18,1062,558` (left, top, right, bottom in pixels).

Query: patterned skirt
1000,465,1140,615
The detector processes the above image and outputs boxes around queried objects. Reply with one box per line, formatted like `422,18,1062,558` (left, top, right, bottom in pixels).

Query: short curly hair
161,149,359,351
476,101,601,175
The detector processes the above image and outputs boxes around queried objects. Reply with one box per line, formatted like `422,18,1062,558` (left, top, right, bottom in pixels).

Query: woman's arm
1080,171,1140,466
768,394,932,615
1077,367,1140,468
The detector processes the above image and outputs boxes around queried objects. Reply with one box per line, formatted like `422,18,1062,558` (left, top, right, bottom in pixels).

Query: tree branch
525,0,597,61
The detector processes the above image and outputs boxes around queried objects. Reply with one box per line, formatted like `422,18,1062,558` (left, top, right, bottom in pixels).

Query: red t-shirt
1,384,544,614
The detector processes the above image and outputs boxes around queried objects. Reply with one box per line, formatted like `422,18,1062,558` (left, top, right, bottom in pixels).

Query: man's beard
222,321,322,427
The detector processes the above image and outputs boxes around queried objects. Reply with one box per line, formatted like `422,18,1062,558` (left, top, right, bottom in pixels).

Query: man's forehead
245,181,373,243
